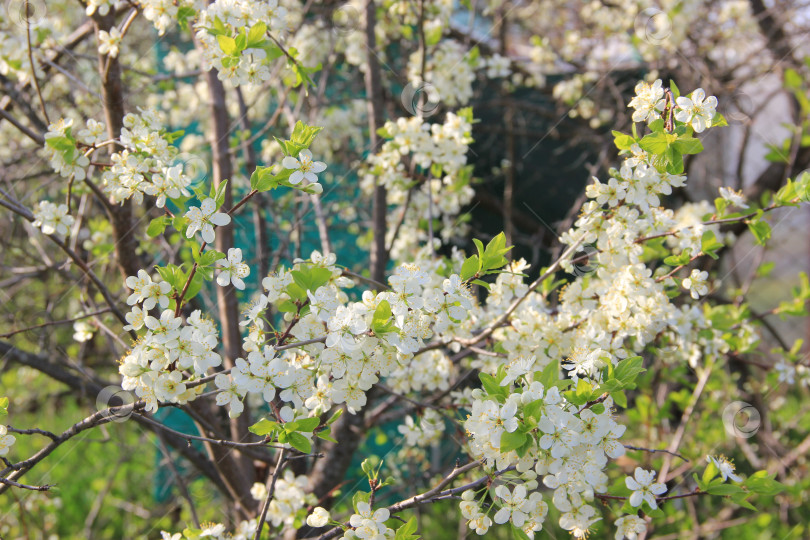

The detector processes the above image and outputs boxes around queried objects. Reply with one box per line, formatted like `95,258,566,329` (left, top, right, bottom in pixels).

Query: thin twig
0,308,111,338
254,449,287,540
25,0,49,125
0,476,52,491
624,445,689,462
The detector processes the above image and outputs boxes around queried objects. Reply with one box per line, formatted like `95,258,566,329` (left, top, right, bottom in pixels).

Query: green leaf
309,267,333,290
185,272,204,302
352,491,371,513
291,270,312,291
327,408,343,425
664,248,692,266
198,249,226,267
701,230,724,259
712,112,729,128
395,517,419,540
371,300,396,335
479,372,504,397
672,137,703,155
706,483,744,496
425,21,442,47
146,216,170,238
255,170,281,192
702,459,719,484
154,264,184,292
639,131,675,155
612,130,635,150
669,80,680,98
316,430,338,443
510,526,531,540
747,219,772,246
214,180,228,209
176,6,197,31
247,22,266,47
480,232,512,273
614,356,645,384
523,399,544,422
648,118,665,132
234,30,247,52
472,238,485,259
249,418,278,436
564,378,594,406
756,261,775,278
287,432,312,454
612,390,627,408
744,471,785,496
785,68,802,89
291,417,320,433
0,396,8,416
45,135,75,153
217,34,237,55
731,491,757,511
460,255,480,280
665,146,684,174
499,430,527,453
290,121,324,148
537,361,560,389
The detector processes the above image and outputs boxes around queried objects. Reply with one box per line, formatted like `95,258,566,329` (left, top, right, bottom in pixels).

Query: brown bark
203,68,258,516
92,10,141,281
364,0,388,284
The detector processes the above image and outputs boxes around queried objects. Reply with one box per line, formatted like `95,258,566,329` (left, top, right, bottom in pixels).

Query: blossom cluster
212,253,475,421
101,108,193,206
463,381,625,536
193,0,289,86
363,111,475,259
0,424,15,457
42,118,91,181
251,470,316,530
119,307,222,412
32,200,74,238
628,80,718,133
444,83,762,538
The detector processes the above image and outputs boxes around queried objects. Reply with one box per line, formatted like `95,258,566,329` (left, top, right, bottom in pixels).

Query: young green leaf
499,430,527,453
287,432,312,454
217,35,237,56
249,418,278,437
